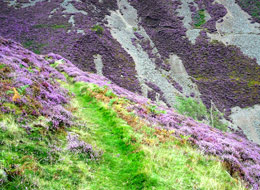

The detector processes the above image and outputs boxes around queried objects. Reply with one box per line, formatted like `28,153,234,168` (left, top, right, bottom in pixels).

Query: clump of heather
0,37,72,129
67,132,102,160
0,1,142,94
193,0,227,32
235,0,260,24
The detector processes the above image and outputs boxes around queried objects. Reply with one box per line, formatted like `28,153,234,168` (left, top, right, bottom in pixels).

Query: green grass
0,115,94,190
63,82,246,190
65,82,156,190
143,142,246,190
0,79,247,189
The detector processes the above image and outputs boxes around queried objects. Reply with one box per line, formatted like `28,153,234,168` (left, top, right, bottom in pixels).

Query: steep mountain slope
0,37,260,189
0,0,259,144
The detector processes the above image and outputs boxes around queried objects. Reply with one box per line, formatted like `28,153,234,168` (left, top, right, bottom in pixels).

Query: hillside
0,0,260,144
1,0,260,189
0,37,260,189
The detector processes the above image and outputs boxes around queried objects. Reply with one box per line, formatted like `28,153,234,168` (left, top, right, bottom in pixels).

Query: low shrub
174,96,227,131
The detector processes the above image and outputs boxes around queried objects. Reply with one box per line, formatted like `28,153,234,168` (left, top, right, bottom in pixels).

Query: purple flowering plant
0,37,72,129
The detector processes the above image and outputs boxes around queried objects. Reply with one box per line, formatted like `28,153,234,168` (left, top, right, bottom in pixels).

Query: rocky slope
1,0,259,144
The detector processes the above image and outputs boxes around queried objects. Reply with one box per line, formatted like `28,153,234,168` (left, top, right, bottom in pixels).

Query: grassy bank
0,80,247,189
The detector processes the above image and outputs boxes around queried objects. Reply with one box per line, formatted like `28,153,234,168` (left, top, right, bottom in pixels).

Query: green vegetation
174,96,228,131
174,96,208,121
91,25,104,35
238,0,260,21
51,24,67,29
0,64,6,69
105,89,116,98
67,83,155,190
147,105,166,115
17,85,30,95
248,80,260,87
22,40,47,54
50,60,63,69
33,24,68,30
194,9,206,28
5,84,30,96
22,40,34,49
0,79,246,189
0,115,92,189
32,24,49,29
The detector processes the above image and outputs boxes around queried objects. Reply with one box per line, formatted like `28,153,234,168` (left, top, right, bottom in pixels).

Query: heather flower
16,76,33,85
67,132,101,160
20,125,32,134
0,37,73,130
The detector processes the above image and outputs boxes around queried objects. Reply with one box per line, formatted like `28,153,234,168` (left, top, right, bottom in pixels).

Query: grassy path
69,83,156,190
66,82,246,190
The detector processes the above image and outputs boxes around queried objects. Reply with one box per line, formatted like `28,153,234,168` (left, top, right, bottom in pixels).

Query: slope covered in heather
0,0,259,144
0,37,260,189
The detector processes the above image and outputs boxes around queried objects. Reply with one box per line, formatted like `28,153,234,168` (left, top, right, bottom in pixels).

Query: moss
248,80,260,87
194,9,206,28
32,24,49,29
51,24,68,29
33,24,68,30
22,40,47,54
22,40,34,49
194,74,214,81
229,75,241,81
91,25,104,35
